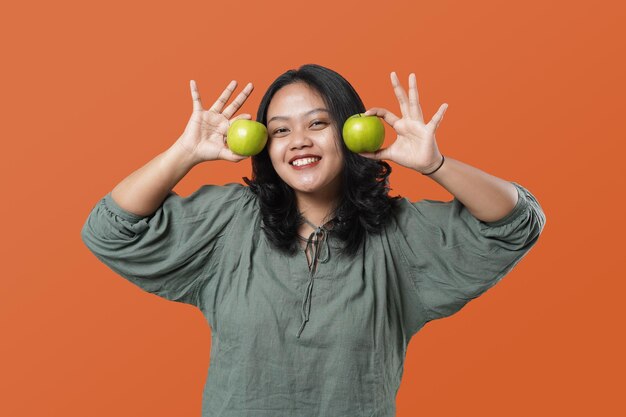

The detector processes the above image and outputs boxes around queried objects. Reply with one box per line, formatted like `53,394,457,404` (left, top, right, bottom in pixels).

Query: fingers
427,103,448,130
362,107,400,126
190,80,204,112
204,80,253,119
408,73,424,122
391,72,410,119
209,80,238,113
221,82,254,119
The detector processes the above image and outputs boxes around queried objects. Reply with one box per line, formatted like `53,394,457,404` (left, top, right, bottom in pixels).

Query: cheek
267,143,285,169
267,141,278,159
327,137,344,165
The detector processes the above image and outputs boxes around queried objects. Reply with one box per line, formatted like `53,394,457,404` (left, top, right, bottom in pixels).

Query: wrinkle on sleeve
393,181,546,323
80,182,246,308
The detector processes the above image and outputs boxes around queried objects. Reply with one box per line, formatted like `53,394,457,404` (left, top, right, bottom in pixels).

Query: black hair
242,63,401,257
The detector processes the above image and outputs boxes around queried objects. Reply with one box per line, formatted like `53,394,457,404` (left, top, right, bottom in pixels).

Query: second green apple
342,113,385,153
226,119,268,156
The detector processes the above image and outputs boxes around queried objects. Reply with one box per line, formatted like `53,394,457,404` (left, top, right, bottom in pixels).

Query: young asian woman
81,63,546,417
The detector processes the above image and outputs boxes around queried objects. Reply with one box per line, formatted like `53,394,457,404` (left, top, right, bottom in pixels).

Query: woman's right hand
176,79,255,164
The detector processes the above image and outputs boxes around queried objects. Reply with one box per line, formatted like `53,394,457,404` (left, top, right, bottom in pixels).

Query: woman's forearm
421,156,519,223
110,141,199,217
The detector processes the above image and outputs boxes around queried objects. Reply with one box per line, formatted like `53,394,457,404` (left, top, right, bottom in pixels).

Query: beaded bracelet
422,154,445,176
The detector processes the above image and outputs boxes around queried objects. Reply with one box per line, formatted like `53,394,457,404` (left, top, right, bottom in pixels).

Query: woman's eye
272,122,326,135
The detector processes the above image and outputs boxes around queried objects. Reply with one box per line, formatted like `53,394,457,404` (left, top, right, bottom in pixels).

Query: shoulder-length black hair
243,63,401,258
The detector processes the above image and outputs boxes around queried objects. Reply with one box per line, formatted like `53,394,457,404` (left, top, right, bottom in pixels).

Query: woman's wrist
169,140,202,170
420,153,445,175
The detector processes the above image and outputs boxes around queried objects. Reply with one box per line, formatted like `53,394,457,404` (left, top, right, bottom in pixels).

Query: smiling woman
81,63,546,417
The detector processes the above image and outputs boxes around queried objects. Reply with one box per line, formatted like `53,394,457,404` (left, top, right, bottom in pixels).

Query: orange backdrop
1,0,624,415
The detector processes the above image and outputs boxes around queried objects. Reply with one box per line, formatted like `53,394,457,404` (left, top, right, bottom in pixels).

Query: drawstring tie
296,216,332,338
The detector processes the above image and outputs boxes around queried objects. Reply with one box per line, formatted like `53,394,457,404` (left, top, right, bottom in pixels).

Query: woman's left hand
359,72,448,174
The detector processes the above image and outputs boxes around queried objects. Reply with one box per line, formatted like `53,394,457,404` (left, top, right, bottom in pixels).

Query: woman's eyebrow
268,108,329,123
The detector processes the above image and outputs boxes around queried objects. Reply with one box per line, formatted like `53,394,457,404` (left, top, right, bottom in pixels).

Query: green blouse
81,181,546,417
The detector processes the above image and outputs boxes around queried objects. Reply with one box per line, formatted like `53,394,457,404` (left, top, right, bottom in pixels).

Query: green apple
226,120,268,156
342,113,385,153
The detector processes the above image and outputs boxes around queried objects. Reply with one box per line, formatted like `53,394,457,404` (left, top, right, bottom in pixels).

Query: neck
298,197,337,225
295,191,340,236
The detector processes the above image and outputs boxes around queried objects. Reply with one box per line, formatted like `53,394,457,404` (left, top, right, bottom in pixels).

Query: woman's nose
289,128,313,149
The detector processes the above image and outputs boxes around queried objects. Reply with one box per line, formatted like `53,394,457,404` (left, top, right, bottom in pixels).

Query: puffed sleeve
393,181,546,323
80,182,246,308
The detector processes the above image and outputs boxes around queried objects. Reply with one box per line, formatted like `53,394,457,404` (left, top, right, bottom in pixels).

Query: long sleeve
80,182,246,308
392,181,546,323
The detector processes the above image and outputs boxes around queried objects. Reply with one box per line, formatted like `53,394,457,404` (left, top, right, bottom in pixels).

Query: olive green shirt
80,181,546,417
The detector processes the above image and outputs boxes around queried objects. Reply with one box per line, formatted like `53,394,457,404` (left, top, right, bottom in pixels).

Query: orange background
1,0,624,415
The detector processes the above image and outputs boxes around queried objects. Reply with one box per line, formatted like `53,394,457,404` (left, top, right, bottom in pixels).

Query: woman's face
266,82,344,199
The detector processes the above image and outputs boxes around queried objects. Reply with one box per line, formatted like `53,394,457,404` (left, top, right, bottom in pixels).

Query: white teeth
291,157,321,167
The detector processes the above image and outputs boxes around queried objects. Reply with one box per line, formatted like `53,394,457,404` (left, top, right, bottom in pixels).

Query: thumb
359,147,389,161
221,147,250,162
231,113,252,123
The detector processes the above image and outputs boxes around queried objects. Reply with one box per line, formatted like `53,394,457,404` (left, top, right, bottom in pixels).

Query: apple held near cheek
342,113,385,153
226,120,268,156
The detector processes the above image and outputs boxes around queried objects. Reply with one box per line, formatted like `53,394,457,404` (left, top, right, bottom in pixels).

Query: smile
291,157,321,168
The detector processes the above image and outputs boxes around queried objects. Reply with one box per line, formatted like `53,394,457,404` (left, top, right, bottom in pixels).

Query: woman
81,64,546,416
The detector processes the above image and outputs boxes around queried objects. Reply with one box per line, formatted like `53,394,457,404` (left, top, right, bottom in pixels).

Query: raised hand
359,72,448,174
177,79,254,164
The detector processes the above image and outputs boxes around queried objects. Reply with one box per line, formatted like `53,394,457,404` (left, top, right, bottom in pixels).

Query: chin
278,170,342,196
296,179,342,196
292,184,323,194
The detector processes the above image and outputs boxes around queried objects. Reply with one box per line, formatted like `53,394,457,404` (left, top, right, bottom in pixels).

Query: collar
296,216,333,338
